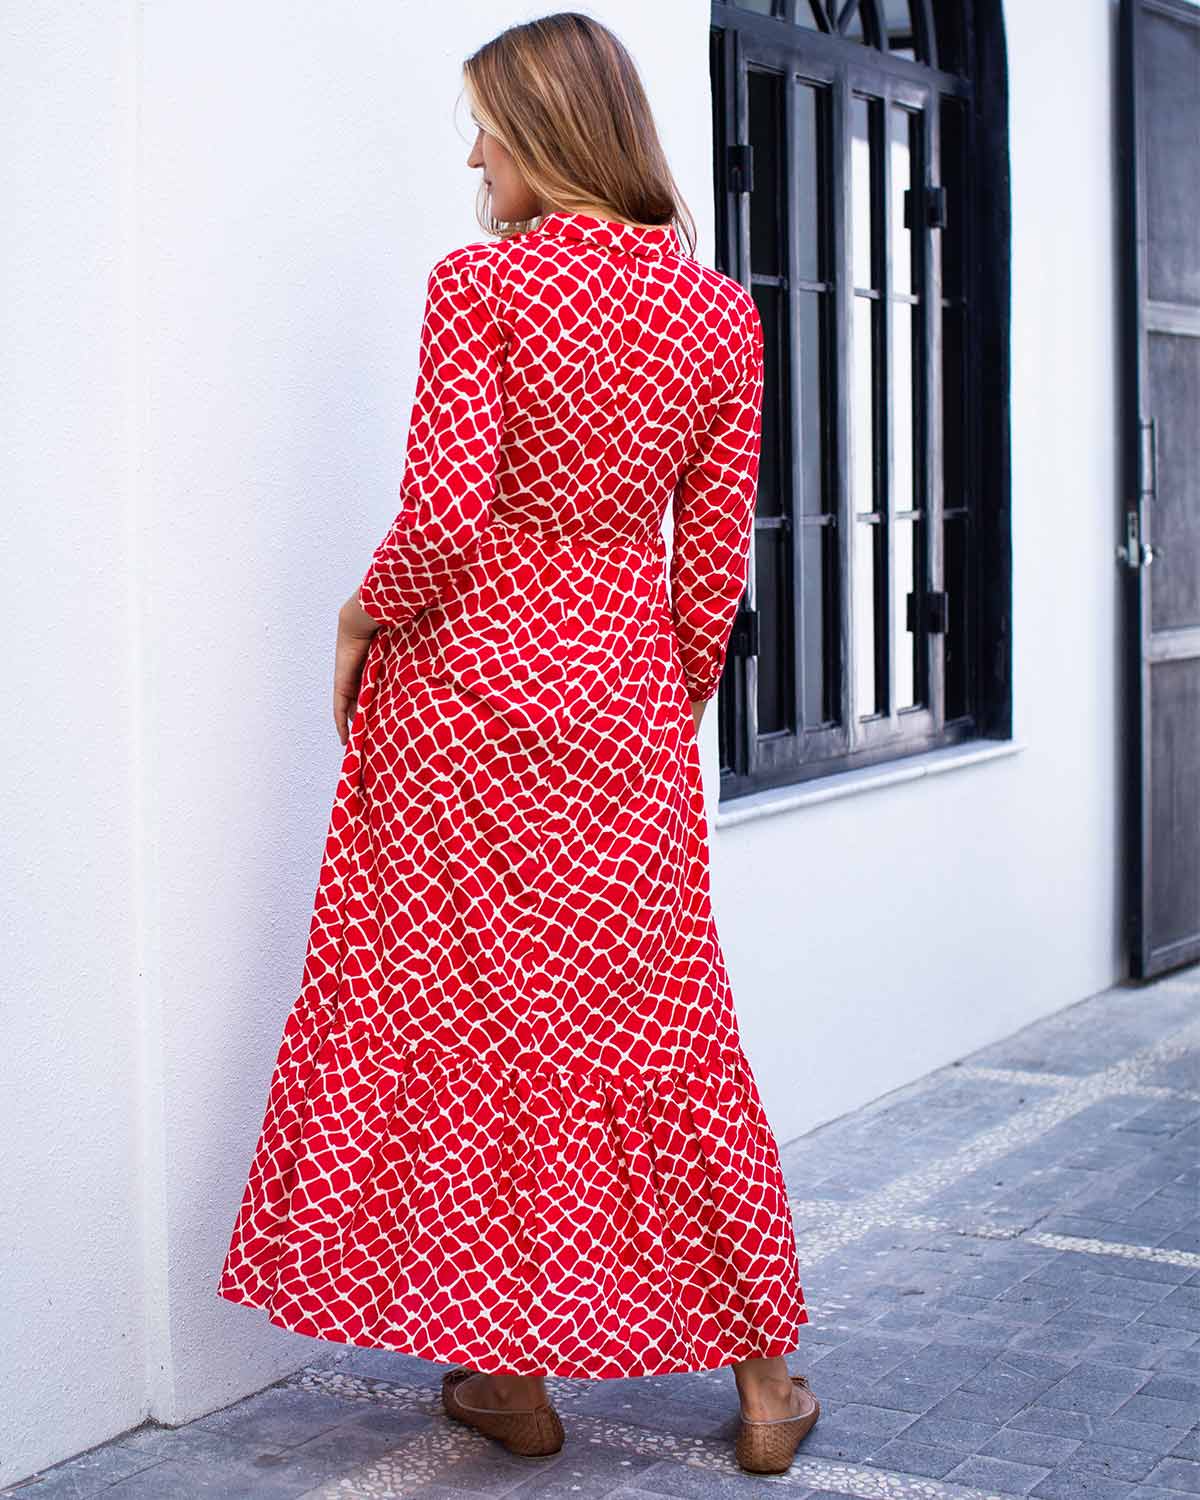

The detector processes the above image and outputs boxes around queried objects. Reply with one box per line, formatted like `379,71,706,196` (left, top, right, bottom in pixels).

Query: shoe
441,1366,565,1457
734,1372,820,1474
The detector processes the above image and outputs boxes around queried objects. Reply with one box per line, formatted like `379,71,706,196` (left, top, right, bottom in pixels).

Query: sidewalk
7,967,1198,1499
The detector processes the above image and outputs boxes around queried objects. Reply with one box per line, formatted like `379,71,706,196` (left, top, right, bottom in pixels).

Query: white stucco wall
1,0,1134,1484
1,0,149,1481
714,0,1126,1143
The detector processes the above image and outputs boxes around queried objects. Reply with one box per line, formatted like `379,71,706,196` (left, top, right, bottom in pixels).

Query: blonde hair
462,12,697,256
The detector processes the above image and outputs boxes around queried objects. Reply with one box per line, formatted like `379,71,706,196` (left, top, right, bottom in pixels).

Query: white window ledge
713,737,1027,829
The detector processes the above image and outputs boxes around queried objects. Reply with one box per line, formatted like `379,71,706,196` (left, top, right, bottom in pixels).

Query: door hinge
1138,417,1157,501
906,589,948,634
904,184,947,230
727,143,754,195
728,605,759,657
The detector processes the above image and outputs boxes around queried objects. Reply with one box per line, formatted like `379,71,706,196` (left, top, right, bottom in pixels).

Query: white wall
0,0,148,1480
0,0,1132,1484
712,0,1126,1144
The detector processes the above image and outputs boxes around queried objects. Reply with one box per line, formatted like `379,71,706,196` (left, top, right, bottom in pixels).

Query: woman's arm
357,248,508,629
669,294,765,718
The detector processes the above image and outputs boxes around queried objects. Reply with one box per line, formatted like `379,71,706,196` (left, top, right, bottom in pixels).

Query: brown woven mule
441,1367,565,1457
734,1372,821,1474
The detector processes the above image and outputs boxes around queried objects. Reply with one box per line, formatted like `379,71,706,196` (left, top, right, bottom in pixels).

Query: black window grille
711,0,1012,800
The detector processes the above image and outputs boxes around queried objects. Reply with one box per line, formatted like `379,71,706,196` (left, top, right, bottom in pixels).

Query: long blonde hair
462,12,697,256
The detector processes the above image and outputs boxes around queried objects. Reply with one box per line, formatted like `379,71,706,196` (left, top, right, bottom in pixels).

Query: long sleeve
668,296,764,703
358,248,507,629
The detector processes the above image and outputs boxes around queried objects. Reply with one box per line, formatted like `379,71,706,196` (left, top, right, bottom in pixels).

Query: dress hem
215,1280,810,1380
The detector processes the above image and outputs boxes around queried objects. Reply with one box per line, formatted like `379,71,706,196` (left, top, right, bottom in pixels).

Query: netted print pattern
216,209,809,1377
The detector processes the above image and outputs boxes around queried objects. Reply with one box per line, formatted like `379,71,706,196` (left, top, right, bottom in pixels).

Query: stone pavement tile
1006,1405,1098,1441
917,1313,1010,1354
1038,1212,1160,1240
1137,1373,1200,1406
192,1384,372,1449
991,1289,1080,1325
859,1375,946,1414
870,1308,961,1339
0,1442,160,1499
284,1405,428,1467
967,987,1194,1077
1036,1362,1150,1415
1162,1226,1200,1258
901,1411,1020,1452
811,1403,916,1441
1170,1431,1200,1461
612,1457,825,1499
860,1437,965,1476
1030,1255,1189,1291
802,1491,924,1500
980,1428,1083,1468
1117,1194,1200,1238
1143,1054,1200,1092
920,1387,1029,1426
113,1421,286,1463
1156,1347,1200,1377
1090,1415,1199,1456
946,1268,1044,1302
1040,1307,1129,1341
1118,1101,1200,1138
806,1336,924,1388
96,1440,352,1500
331,1348,440,1384
1030,1470,1135,1500
547,1380,647,1424
1131,1488,1200,1500
1116,1392,1200,1429
387,1486,485,1500
1137,1299,1200,1335
1006,1326,1100,1363
776,1423,889,1464
1076,1278,1189,1319
962,1350,1074,1400
1063,1440,1163,1483
503,1446,663,1497
926,1291,1013,1323
399,1444,553,1496
1143,1457,1200,1494
942,1453,1052,1494
561,1372,740,1438
1077,1303,1198,1345
874,1341,993,1393
802,1365,909,1407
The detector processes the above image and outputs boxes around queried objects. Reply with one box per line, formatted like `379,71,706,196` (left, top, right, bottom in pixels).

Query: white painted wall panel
0,0,1136,1482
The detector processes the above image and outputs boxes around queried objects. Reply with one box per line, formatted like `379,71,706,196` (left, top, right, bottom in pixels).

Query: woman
217,11,819,1478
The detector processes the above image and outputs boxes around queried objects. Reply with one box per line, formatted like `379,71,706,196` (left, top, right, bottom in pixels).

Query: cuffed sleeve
667,295,764,703
358,249,507,629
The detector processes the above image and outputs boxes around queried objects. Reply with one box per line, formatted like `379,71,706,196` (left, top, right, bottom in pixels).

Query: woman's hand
334,592,384,746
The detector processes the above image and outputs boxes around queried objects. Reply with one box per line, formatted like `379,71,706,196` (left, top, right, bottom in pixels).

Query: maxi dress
216,208,809,1378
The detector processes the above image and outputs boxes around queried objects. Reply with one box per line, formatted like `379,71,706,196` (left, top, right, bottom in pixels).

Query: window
710,0,1011,800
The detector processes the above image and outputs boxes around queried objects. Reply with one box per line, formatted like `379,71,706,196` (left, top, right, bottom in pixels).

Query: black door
1121,0,1200,977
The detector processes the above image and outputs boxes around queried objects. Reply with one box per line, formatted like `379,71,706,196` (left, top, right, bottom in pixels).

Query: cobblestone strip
1020,1231,1200,1269
958,1064,1199,1104
288,1365,1022,1500
786,1015,1200,1258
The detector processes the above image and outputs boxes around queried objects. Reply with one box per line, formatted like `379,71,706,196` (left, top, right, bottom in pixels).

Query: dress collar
532,208,677,258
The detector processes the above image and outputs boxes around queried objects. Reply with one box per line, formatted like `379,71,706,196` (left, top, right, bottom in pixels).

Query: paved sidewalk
6,968,1198,1499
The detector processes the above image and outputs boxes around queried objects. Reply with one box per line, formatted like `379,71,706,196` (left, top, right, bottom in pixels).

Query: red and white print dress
216,208,809,1378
